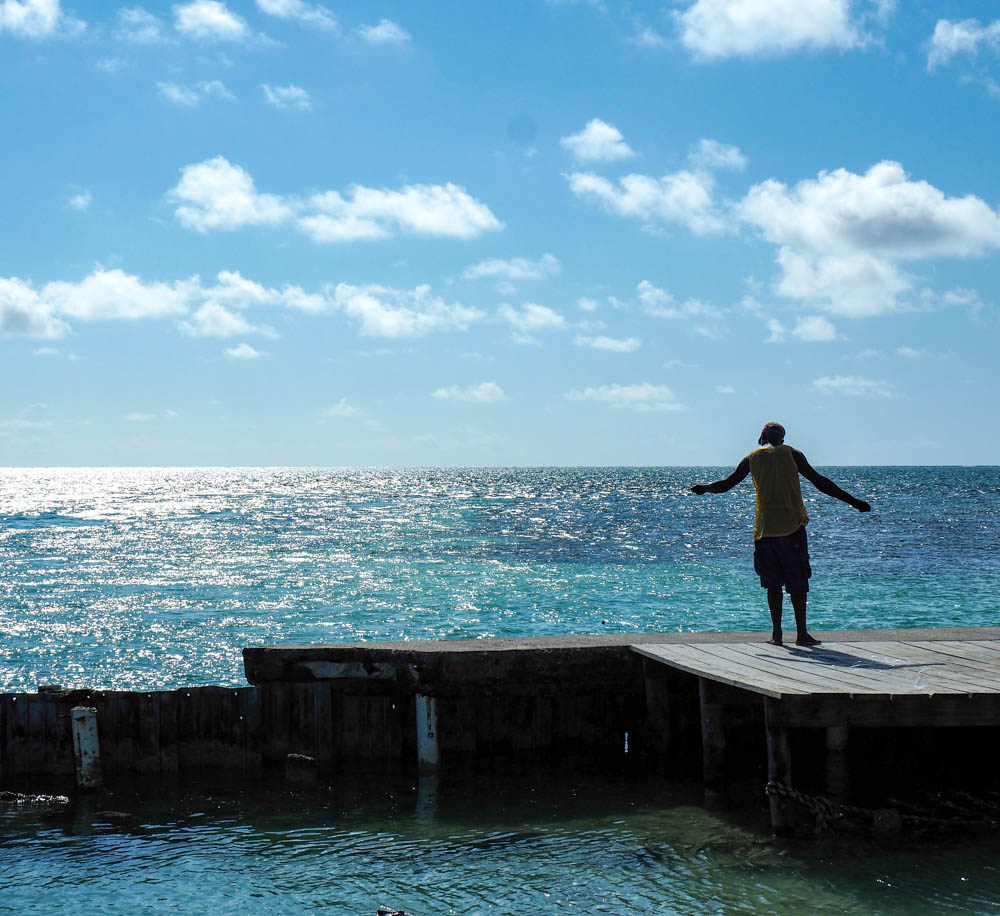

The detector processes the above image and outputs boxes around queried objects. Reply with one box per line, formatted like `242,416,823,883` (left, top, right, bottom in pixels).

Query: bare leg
766,586,783,645
791,592,820,646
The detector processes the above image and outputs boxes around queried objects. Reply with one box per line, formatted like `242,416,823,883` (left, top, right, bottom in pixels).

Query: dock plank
633,640,1000,700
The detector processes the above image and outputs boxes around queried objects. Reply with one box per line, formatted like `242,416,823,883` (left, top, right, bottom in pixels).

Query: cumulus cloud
715,384,736,394
123,411,157,422
0,0,83,38
498,302,566,332
792,315,837,341
675,0,866,61
896,345,923,359
574,335,642,352
169,157,295,231
331,283,483,337
261,83,312,110
431,381,505,403
255,0,336,30
301,183,501,241
159,80,234,106
168,157,502,242
67,189,91,211
927,18,1000,70
464,253,560,281
224,342,261,359
630,26,669,48
43,269,193,320
357,18,409,44
115,6,165,42
178,302,275,337
0,277,69,338
560,119,636,162
689,138,747,171
566,382,683,411
736,161,1000,316
173,0,248,41
567,168,723,235
811,374,894,398
321,397,363,417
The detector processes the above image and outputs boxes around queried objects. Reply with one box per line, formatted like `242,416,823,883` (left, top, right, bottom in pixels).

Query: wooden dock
634,639,1000,834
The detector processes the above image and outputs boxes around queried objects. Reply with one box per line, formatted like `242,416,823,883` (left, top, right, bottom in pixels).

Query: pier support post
415,694,439,770
71,707,103,790
825,725,849,801
698,679,727,807
764,698,792,837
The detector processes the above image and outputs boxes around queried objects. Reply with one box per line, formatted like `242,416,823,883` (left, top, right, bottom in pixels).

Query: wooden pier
4,626,1000,838
635,639,1000,834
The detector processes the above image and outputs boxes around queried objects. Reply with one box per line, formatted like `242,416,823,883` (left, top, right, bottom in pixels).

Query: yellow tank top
748,445,808,540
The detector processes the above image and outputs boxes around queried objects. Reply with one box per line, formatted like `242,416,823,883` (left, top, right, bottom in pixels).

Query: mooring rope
765,780,1000,833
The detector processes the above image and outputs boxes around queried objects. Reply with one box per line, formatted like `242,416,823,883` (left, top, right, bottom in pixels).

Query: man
690,422,871,647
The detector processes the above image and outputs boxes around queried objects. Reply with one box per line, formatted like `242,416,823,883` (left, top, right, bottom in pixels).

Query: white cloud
811,374,894,398
116,7,164,43
560,119,636,162
498,302,566,332
927,18,1000,70
792,315,837,341
630,26,668,48
178,302,274,337
567,382,683,411
574,335,641,352
169,157,502,241
675,0,864,61
764,318,786,343
896,345,923,359
736,161,1000,316
67,189,91,211
634,281,724,334
169,156,294,231
0,277,69,338
33,346,59,356
715,384,736,394
431,381,505,403
0,0,83,38
357,18,409,44
321,397,363,417
302,182,502,241
331,283,483,337
173,0,248,41
261,83,312,110
124,411,157,422
463,253,560,281
688,138,746,171
255,0,336,30
567,168,723,235
42,268,193,320
159,80,234,106
577,297,599,313
224,342,261,359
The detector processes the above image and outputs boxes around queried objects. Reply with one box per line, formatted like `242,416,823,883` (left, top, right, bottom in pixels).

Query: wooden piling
698,678,727,807
764,698,792,837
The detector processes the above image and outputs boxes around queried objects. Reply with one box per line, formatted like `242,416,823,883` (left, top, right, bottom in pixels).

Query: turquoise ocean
2,467,1000,913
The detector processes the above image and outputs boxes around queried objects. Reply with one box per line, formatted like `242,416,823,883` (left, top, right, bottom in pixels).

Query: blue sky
3,0,1000,466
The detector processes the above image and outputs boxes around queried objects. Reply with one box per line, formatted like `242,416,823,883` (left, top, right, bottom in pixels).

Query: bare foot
766,637,783,646
795,634,822,646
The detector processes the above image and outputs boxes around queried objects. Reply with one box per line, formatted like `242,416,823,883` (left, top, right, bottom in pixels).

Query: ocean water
3,467,1000,914
2,466,999,691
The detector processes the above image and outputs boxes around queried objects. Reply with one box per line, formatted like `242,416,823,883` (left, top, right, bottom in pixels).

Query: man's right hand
854,499,871,512
691,485,707,495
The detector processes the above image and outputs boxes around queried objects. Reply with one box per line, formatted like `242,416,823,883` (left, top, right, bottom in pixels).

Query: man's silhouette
690,422,871,646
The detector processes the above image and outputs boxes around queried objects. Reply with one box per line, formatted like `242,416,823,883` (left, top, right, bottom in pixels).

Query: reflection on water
2,467,1000,691
2,769,999,915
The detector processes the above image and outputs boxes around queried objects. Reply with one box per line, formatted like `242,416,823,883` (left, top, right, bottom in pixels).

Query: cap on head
758,422,785,446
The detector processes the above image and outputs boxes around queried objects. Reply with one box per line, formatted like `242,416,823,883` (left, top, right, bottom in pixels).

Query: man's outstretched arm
792,450,871,512
691,457,750,495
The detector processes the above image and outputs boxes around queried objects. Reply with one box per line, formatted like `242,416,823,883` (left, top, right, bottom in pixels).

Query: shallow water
2,770,999,915
2,466,999,690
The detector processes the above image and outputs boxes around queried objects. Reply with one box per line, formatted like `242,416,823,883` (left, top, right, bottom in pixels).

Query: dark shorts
754,526,811,594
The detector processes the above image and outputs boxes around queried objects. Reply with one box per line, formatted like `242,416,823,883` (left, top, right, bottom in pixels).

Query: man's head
758,422,785,446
